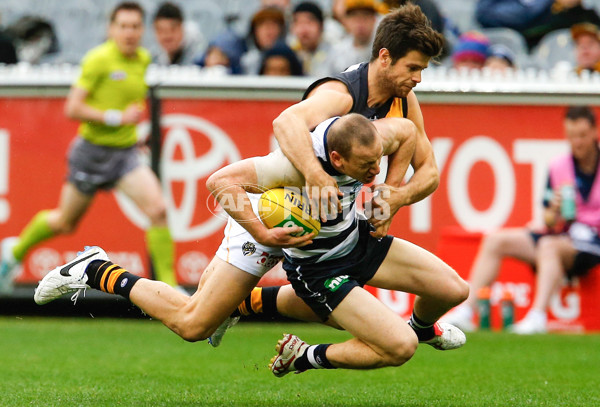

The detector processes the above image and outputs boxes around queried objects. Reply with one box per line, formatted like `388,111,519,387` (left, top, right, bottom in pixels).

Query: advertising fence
1,72,599,330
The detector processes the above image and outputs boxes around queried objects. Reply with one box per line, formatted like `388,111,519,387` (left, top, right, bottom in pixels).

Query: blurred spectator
152,2,204,65
484,43,516,72
451,31,490,70
196,29,246,75
327,0,380,74
476,0,600,50
290,2,332,77
259,40,303,76
241,7,286,74
6,16,59,64
571,22,600,74
445,106,600,335
0,29,17,64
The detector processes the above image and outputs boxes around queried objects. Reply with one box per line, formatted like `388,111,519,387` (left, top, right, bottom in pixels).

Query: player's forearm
206,164,271,242
273,111,321,179
390,160,439,206
64,101,106,124
206,181,269,242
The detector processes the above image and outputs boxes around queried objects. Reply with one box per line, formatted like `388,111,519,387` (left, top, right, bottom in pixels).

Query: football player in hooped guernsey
33,5,467,366
0,2,178,292
224,3,467,355
206,113,467,376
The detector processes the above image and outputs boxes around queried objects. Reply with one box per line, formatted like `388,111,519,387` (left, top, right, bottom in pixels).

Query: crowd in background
1,0,600,76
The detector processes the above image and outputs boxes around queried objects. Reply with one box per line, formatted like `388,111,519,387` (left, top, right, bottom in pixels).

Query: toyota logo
115,114,241,241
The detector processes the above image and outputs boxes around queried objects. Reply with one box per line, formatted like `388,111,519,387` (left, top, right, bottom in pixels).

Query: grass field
0,317,598,407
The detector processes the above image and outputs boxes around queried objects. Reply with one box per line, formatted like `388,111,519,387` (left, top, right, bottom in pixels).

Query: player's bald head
327,113,378,159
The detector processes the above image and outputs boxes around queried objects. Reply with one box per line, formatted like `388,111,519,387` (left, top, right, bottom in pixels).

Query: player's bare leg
129,257,260,341
367,238,468,325
270,287,418,376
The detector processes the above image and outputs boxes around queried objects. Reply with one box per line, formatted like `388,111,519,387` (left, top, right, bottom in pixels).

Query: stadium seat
531,28,575,72
432,0,479,34
184,0,227,47
219,0,261,37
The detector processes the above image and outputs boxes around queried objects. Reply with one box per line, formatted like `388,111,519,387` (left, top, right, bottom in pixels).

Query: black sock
294,344,336,371
409,311,436,342
85,260,141,300
233,286,281,318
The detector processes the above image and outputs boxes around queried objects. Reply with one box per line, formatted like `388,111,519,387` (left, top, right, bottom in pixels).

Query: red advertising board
1,96,598,330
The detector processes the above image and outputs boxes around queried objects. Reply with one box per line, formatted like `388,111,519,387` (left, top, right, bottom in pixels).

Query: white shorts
215,195,284,277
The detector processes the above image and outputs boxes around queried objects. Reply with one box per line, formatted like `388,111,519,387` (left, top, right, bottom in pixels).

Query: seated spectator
484,43,516,72
6,16,59,64
289,2,332,77
327,0,380,74
152,2,204,65
195,29,246,75
241,7,287,74
259,40,303,76
445,106,600,335
476,0,600,50
451,31,490,70
571,22,600,74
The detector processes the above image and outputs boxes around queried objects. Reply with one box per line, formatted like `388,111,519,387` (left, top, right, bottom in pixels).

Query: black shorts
67,137,140,195
283,220,394,320
529,231,600,278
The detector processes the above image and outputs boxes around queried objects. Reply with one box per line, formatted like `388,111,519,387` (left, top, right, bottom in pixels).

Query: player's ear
378,48,390,66
330,151,343,167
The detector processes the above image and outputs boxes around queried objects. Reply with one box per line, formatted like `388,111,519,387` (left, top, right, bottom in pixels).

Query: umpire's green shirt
75,39,151,148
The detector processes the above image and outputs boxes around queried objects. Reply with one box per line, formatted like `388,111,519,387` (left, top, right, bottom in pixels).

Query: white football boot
208,315,240,347
0,237,21,294
269,333,310,377
34,246,109,305
509,309,547,335
421,322,467,350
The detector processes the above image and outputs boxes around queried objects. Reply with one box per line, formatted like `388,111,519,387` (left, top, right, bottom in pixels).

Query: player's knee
447,274,470,307
384,335,418,366
146,204,168,225
178,321,211,343
52,219,78,235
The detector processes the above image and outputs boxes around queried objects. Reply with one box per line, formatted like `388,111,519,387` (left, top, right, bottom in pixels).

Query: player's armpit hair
253,149,304,190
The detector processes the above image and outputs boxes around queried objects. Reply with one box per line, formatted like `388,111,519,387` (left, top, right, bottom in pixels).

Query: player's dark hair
371,3,443,63
153,2,183,22
328,114,378,159
110,1,145,23
565,105,597,127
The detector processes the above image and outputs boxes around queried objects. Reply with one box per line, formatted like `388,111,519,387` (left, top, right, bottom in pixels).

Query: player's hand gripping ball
258,188,321,237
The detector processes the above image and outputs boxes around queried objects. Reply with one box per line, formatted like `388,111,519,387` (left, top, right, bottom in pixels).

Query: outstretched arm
206,155,313,248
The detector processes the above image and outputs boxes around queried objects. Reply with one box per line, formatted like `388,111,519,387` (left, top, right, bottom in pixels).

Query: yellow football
258,187,320,237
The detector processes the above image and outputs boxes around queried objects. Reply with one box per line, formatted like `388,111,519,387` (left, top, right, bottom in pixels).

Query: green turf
0,317,598,406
